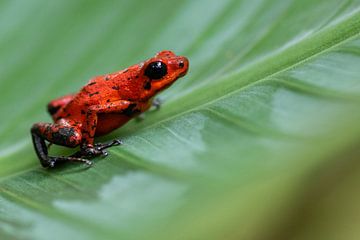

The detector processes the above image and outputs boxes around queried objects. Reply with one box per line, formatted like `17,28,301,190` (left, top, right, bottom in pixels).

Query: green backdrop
0,0,360,239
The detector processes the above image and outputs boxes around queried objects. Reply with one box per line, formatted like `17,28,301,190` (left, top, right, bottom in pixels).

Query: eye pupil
145,61,167,79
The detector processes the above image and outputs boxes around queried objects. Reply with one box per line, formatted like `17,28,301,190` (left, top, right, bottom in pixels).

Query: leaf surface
1,1,360,239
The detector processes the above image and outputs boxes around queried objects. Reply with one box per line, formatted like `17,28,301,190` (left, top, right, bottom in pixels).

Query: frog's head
140,50,189,100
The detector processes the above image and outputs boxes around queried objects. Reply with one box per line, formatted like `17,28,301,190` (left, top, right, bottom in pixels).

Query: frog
31,50,189,168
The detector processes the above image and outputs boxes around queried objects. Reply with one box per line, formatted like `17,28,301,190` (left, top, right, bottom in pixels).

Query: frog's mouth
178,69,188,78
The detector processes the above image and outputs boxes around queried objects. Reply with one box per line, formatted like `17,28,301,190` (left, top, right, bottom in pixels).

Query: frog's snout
177,56,189,77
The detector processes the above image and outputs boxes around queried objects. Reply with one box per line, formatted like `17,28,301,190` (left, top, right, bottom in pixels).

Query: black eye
144,61,167,79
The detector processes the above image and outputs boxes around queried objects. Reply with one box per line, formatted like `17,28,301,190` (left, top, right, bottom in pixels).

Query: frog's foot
73,147,105,158
41,156,92,168
95,139,123,151
72,139,122,158
152,98,162,110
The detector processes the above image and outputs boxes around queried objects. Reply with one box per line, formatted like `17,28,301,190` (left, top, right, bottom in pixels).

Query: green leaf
1,0,360,239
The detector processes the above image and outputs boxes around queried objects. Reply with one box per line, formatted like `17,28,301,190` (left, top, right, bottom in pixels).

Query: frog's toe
100,150,108,157
48,159,56,168
112,139,123,146
94,139,123,151
152,98,162,109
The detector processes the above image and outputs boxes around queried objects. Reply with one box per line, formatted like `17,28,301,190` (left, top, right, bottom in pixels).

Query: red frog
31,50,189,168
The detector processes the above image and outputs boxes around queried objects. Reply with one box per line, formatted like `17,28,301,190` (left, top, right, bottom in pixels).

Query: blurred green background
0,0,360,239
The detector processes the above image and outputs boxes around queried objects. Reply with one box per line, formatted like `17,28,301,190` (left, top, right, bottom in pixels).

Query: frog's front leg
78,100,132,156
135,99,160,121
31,122,91,168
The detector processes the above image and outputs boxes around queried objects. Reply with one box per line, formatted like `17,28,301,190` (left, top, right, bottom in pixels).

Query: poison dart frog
31,50,189,168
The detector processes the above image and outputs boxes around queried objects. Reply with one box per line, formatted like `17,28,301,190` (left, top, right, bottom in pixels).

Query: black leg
31,130,92,168
31,130,50,168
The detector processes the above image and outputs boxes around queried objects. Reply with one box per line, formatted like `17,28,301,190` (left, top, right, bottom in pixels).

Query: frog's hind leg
31,122,91,168
47,94,74,116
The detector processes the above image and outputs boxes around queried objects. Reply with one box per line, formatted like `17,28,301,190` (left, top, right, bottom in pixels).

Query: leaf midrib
122,9,360,134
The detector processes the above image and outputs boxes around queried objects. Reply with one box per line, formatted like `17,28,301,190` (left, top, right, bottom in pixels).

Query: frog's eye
144,61,167,80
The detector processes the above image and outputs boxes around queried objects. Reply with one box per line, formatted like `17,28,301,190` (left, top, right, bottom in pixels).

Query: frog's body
31,51,189,168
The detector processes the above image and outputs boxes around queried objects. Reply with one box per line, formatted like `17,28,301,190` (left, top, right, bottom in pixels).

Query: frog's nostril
178,61,184,68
